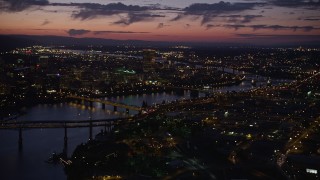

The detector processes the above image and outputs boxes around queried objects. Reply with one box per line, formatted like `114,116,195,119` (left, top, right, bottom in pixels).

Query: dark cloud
236,33,320,38
235,33,320,43
67,29,91,36
304,18,320,21
69,2,148,11
157,23,164,29
31,28,57,31
157,23,170,29
268,0,320,8
93,30,149,35
205,24,215,30
172,1,265,25
170,14,184,21
206,24,320,31
67,2,167,25
67,29,150,36
41,19,50,26
299,16,320,21
184,2,261,13
71,2,149,20
1,0,49,12
2,0,319,30
112,13,165,25
71,10,117,20
251,25,318,31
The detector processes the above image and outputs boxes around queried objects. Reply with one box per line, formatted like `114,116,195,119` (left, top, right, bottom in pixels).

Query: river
0,71,292,180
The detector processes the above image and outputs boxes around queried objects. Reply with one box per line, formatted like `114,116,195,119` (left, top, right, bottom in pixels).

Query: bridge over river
0,117,135,129
67,95,142,113
0,116,142,151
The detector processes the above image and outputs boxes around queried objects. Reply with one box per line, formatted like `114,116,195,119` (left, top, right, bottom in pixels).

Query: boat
45,152,64,164
251,79,256,86
267,79,272,86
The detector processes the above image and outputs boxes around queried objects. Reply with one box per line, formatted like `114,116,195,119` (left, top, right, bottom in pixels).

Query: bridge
0,117,140,152
67,95,142,113
157,85,211,95
0,118,135,129
159,80,243,95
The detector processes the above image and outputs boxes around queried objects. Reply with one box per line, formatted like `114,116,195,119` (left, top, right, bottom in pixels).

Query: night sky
0,0,320,45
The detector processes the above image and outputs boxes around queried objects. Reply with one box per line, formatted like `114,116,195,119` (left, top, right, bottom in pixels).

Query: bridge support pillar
18,128,23,151
63,124,68,155
175,89,184,96
126,108,129,114
89,120,93,141
89,101,93,108
109,121,113,133
114,106,117,112
190,90,199,98
102,103,105,109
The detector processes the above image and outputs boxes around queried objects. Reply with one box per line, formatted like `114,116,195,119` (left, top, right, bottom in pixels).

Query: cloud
251,25,318,31
157,23,170,29
1,0,319,30
304,18,320,21
207,24,246,30
220,15,263,23
299,16,320,21
1,0,49,12
67,2,167,25
172,1,264,25
157,23,164,29
170,14,184,21
184,2,261,13
268,0,320,8
67,29,91,36
93,30,149,35
0,0,263,25
235,33,320,42
236,33,320,38
67,29,150,36
41,19,50,26
206,24,320,31
71,2,150,20
112,13,165,25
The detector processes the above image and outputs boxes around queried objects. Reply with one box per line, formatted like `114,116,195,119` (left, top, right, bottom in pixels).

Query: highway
284,116,320,154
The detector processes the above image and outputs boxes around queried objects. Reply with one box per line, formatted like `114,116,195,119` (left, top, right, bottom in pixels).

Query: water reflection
0,77,292,180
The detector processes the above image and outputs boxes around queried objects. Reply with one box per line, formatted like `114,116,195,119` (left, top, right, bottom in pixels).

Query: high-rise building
38,56,49,68
142,49,156,74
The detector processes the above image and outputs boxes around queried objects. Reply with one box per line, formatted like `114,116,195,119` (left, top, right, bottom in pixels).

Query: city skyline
1,0,320,45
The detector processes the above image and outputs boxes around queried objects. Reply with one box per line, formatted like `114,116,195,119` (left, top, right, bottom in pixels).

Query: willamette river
0,71,292,180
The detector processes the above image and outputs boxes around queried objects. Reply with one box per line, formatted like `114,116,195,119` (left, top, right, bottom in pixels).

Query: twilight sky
0,0,320,45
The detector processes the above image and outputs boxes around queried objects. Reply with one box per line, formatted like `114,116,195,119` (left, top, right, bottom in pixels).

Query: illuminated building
142,49,156,74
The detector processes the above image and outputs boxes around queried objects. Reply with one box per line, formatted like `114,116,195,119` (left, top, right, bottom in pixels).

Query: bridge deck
67,96,142,111
0,118,136,129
